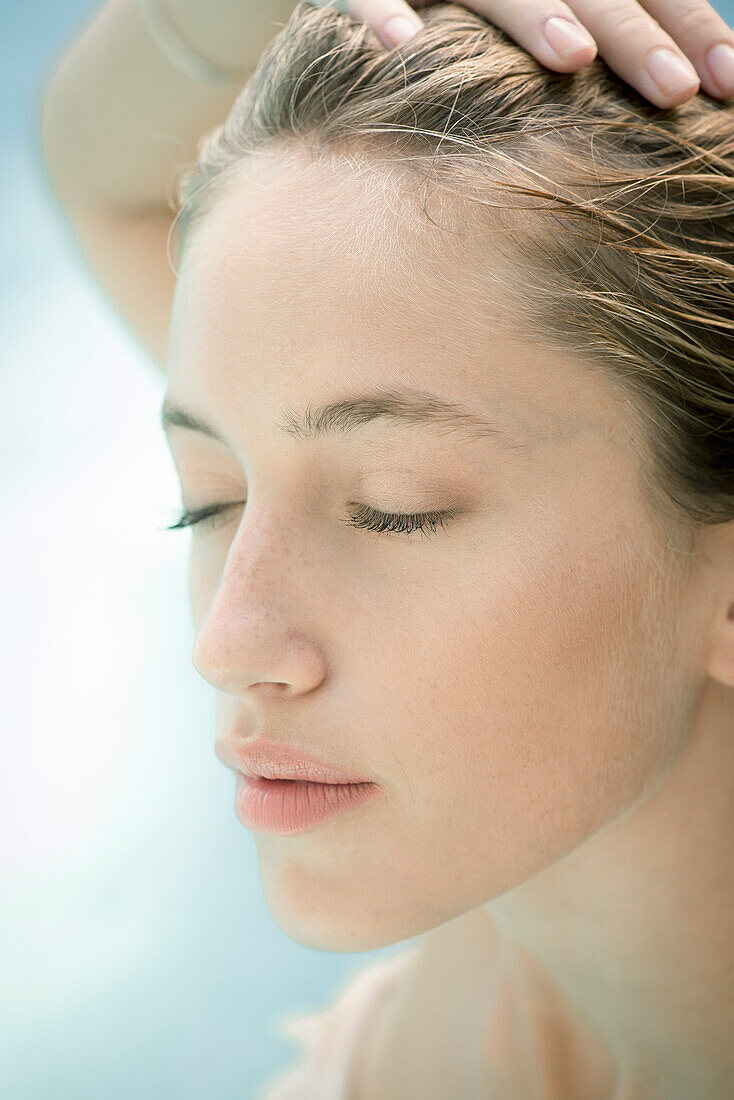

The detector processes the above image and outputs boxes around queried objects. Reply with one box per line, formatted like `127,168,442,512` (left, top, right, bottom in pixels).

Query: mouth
234,773,380,835
215,734,376,786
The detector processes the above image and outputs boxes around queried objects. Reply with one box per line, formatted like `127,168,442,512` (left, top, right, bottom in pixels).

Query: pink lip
216,735,375,786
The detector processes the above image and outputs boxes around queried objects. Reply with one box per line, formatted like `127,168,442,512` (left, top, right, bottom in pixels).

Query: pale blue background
3,2,733,1097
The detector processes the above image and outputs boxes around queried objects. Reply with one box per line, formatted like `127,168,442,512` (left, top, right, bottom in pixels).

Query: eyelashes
166,502,240,532
165,501,458,539
342,502,457,537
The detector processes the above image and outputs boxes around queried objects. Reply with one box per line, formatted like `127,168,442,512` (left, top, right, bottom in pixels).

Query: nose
193,621,328,699
190,514,328,699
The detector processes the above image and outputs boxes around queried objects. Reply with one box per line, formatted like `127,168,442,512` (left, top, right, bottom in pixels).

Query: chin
274,914,395,954
258,859,432,953
263,889,412,953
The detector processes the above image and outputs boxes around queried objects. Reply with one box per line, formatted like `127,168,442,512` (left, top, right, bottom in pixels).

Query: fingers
346,0,424,47
569,0,718,106
313,0,734,110
639,0,734,100
408,0,598,81
479,0,734,107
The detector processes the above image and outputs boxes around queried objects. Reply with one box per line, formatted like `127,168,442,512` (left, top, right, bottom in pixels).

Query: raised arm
38,0,296,372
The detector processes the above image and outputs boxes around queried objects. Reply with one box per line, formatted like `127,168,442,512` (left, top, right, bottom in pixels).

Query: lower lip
235,775,380,835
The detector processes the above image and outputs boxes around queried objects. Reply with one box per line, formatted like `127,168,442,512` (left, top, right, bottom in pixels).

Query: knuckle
672,2,718,37
598,5,654,42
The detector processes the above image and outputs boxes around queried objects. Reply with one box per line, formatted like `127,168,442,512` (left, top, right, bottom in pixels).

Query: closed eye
163,500,458,538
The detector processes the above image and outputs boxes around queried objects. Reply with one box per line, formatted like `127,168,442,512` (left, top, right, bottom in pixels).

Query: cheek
375,519,685,905
188,538,229,631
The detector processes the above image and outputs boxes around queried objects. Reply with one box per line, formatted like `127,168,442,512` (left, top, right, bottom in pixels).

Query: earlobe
706,601,734,688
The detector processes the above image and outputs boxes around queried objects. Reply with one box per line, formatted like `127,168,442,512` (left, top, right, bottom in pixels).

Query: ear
707,599,734,688
699,519,734,688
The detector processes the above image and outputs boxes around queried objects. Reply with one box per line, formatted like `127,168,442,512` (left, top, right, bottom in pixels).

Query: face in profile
163,146,714,953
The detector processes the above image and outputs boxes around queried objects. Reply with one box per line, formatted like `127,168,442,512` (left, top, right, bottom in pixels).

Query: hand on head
311,0,734,108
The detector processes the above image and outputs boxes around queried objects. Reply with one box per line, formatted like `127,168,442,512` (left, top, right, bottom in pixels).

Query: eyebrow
160,386,528,449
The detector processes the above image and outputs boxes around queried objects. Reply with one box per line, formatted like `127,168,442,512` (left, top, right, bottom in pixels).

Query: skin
325,0,734,109
162,146,734,1097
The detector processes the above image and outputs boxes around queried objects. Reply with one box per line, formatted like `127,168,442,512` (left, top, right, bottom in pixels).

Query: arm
39,0,297,372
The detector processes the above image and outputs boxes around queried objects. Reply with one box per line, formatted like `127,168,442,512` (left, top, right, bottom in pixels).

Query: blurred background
3,2,733,1097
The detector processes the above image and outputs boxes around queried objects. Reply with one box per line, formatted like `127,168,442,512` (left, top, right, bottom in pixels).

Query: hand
317,0,734,108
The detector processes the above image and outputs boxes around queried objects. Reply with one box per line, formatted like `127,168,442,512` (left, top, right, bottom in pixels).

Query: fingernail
543,17,596,60
707,42,734,97
383,14,421,47
646,47,700,96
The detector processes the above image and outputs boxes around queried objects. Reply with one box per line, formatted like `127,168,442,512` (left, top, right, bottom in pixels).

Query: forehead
167,146,631,452
172,143,520,332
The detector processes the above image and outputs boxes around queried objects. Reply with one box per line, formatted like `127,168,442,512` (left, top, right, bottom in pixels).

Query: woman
40,1,734,1097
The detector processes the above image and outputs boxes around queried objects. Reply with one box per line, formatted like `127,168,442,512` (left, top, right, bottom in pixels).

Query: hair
170,1,734,554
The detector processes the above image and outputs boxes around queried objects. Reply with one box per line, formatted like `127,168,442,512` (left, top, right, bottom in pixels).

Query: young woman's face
164,149,709,952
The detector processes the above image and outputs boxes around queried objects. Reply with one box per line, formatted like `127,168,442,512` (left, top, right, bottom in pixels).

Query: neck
484,678,734,1099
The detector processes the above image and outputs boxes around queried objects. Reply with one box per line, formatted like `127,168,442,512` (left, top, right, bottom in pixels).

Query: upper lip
215,735,375,785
